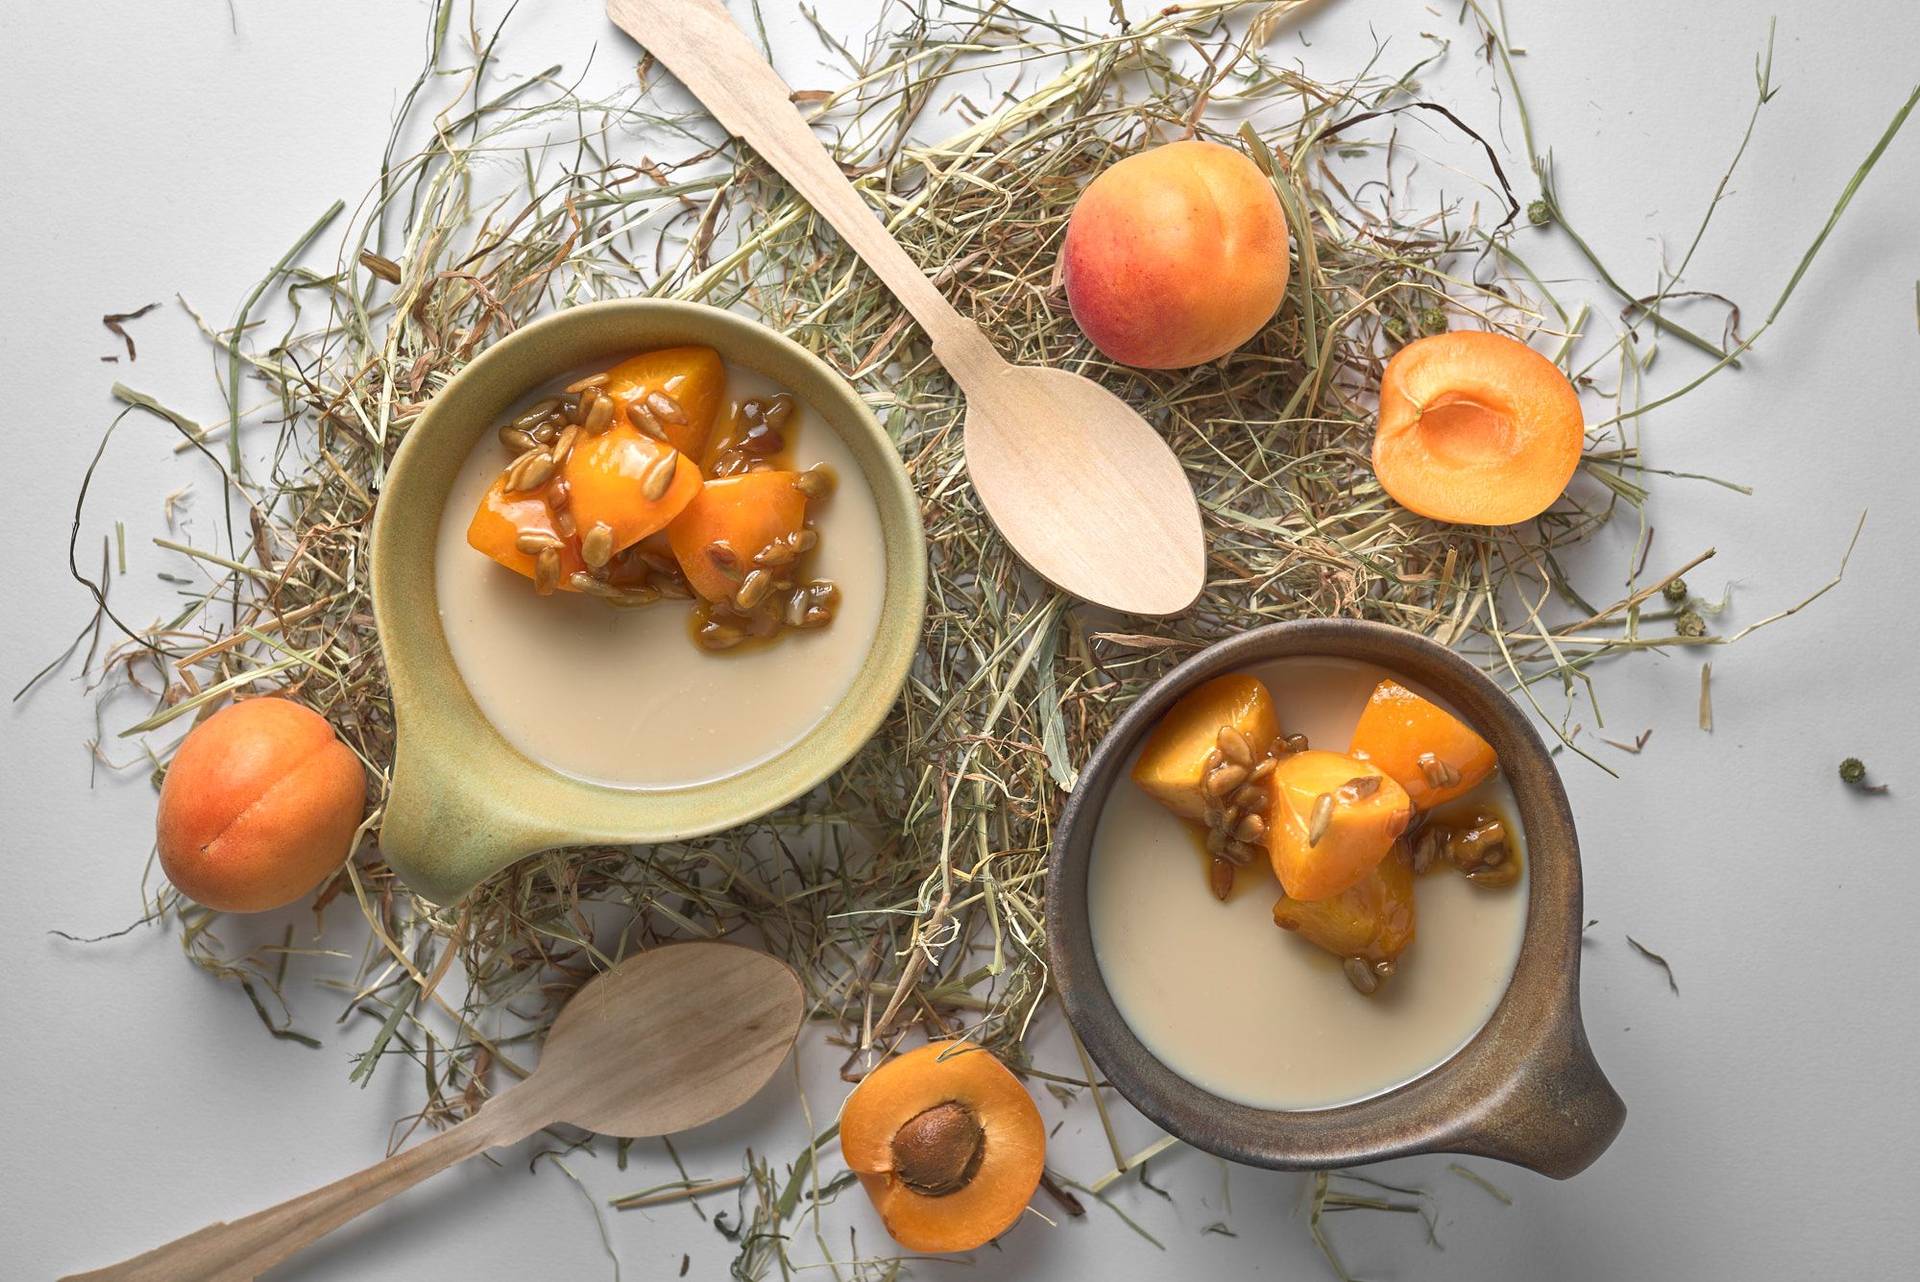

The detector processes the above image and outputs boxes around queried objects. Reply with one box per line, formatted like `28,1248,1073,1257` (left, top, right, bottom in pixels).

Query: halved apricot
561,422,703,557
839,1041,1046,1254
1348,678,1497,810
466,474,589,588
602,345,726,459
1372,330,1584,525
666,470,809,603
1130,674,1281,823
1273,846,1416,965
1265,750,1413,901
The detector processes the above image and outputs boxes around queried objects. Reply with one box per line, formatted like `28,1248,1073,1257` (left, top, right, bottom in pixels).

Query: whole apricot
1061,139,1291,369
156,697,367,912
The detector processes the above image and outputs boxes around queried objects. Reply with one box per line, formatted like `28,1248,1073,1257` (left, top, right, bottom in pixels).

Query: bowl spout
1447,1020,1626,1180
378,732,560,904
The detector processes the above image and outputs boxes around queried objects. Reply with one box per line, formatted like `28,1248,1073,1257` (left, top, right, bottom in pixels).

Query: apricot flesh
156,698,366,913
666,470,810,603
1130,673,1281,823
1265,750,1413,902
1273,846,1416,965
602,345,727,459
1373,330,1584,525
1348,678,1497,811
1062,139,1291,369
840,1041,1046,1254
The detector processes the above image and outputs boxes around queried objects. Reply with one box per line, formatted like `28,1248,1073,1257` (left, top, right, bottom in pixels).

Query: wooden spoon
606,0,1206,616
61,942,804,1282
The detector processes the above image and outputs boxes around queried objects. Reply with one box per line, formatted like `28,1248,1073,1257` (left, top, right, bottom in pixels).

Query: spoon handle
59,1095,549,1282
605,0,1000,370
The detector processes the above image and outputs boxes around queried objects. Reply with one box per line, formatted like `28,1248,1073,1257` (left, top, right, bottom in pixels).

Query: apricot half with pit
1372,330,1584,525
839,1041,1045,1254
1265,750,1413,902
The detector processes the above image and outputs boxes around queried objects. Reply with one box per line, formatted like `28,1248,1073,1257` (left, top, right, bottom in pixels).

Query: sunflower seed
582,394,614,435
783,590,810,627
754,539,797,567
572,386,602,426
569,572,658,606
808,581,840,607
647,391,688,425
1233,812,1265,844
1307,793,1334,846
640,447,679,501
1411,828,1442,874
1226,838,1265,864
554,508,577,539
1338,774,1382,804
1217,726,1253,766
1230,783,1267,810
733,568,775,610
499,426,539,453
548,425,580,469
1282,734,1310,754
559,391,583,424
1247,757,1277,783
548,478,571,509
530,419,560,444
1206,763,1249,796
514,530,562,555
566,372,611,393
800,604,833,627
1416,752,1460,790
698,620,746,650
533,547,560,595
627,401,666,439
1209,857,1234,901
513,398,563,429
1343,956,1379,995
706,540,741,578
581,522,614,568
794,465,835,499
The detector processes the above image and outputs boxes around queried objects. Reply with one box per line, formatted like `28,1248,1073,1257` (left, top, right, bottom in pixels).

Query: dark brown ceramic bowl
1047,619,1624,1178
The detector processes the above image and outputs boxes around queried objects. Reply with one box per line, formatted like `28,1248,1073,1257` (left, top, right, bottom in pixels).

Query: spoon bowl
62,942,805,1282
540,941,806,1136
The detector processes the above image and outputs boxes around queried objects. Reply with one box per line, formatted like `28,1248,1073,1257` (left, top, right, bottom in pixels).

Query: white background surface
4,1,1917,1278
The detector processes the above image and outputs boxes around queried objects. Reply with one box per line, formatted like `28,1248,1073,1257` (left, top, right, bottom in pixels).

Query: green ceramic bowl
370,300,926,903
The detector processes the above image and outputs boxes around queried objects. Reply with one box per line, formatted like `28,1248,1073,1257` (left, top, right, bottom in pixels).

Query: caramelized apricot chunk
1265,750,1413,902
1273,847,1416,966
1348,678,1497,810
840,1041,1045,1254
602,345,727,459
465,474,589,589
1130,674,1281,823
1372,330,1583,525
666,470,809,603
562,420,703,556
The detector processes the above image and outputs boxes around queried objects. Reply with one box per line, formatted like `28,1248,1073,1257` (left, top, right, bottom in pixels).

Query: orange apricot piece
1273,846,1416,966
602,345,727,459
562,421,703,557
466,474,590,588
840,1041,1046,1254
1348,678,1497,811
156,698,366,913
1372,330,1584,525
666,470,809,603
1061,139,1291,369
1130,673,1282,823
1265,750,1413,902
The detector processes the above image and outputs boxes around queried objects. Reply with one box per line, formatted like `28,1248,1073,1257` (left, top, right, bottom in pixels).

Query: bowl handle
1447,1018,1626,1180
378,732,556,904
